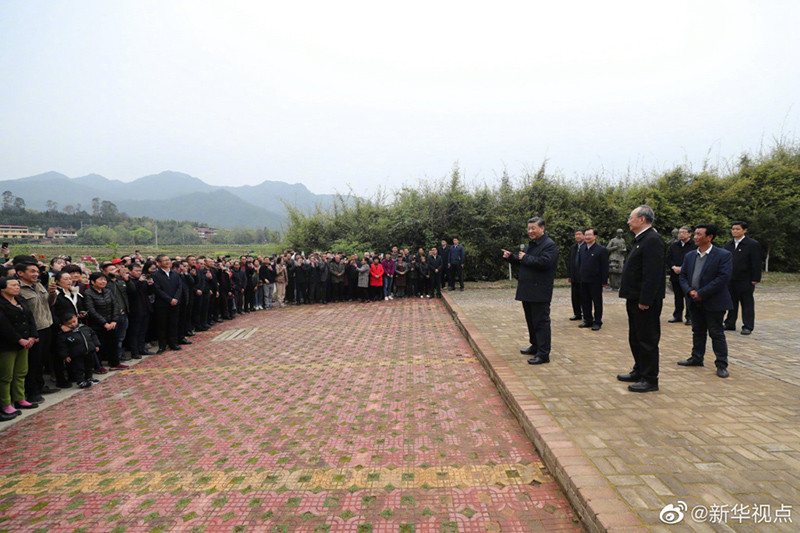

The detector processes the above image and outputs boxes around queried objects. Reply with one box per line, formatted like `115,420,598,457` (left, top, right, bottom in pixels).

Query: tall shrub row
285,144,800,279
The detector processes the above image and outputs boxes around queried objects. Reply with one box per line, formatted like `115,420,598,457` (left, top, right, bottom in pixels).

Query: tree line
284,143,800,279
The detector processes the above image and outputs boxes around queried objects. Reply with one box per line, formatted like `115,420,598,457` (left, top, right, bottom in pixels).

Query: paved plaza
444,283,800,532
0,299,580,532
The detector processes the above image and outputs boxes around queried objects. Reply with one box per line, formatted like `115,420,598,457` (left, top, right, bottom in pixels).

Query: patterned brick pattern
447,285,800,532
0,300,580,532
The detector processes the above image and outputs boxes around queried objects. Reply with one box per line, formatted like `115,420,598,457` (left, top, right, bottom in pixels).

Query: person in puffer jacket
55,313,100,388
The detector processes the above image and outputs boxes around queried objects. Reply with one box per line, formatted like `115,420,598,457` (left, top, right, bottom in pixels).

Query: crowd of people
0,238,466,421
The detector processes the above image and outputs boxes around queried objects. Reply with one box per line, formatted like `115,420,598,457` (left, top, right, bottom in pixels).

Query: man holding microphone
502,217,559,365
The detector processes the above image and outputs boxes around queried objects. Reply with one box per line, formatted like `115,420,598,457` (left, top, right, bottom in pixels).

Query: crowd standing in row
0,238,466,421
505,209,762,393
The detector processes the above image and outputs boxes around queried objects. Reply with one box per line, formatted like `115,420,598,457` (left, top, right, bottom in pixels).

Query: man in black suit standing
666,226,696,325
567,229,585,321
616,206,666,393
502,217,559,365
152,254,182,354
677,224,733,378
578,228,609,331
723,221,761,335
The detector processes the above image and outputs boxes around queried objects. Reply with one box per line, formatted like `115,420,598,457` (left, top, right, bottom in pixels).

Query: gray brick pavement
444,283,800,532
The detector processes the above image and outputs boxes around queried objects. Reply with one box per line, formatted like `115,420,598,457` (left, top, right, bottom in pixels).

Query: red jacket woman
369,261,385,286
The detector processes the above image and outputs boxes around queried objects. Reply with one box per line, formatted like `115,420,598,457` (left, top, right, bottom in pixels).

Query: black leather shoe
186,331,196,337
178,339,192,345
717,367,729,378
527,356,550,365
724,324,735,331
141,350,155,356
519,346,537,355
578,322,593,328
685,320,692,326
131,354,143,359
591,324,601,331
14,401,39,409
569,316,583,321
677,358,704,366
156,348,167,354
668,317,682,323
0,411,17,422
41,386,58,395
628,380,658,393
169,345,182,351
616,372,640,382
741,328,752,335
28,395,45,403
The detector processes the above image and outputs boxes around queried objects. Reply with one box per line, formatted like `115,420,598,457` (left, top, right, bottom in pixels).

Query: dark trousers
449,265,464,290
625,298,662,383
521,301,551,358
95,327,119,367
309,282,323,303
234,289,245,312
192,295,204,329
219,293,231,319
580,282,604,325
725,280,755,330
409,279,418,297
370,285,382,301
669,274,691,321
207,293,218,322
295,283,308,304
154,303,179,350
245,287,256,311
179,300,190,337
25,327,50,397
330,283,343,302
429,273,441,297
66,350,94,382
48,324,69,385
128,312,149,355
689,302,728,368
570,281,582,318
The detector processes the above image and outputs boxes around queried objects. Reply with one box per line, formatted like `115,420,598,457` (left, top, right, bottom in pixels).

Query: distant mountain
116,190,284,230
0,171,349,229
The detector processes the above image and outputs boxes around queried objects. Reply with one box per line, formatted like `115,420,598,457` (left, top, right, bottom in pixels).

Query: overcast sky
1,1,798,195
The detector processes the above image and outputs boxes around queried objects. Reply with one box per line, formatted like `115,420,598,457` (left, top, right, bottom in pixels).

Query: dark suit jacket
619,227,666,306
507,233,559,302
666,239,696,274
679,246,733,312
723,236,762,283
579,243,609,285
567,242,583,282
152,268,182,306
449,245,465,266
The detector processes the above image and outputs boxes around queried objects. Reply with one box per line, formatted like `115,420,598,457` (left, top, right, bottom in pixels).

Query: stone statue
607,228,627,290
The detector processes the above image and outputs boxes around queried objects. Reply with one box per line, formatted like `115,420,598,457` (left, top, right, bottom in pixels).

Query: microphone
520,244,525,252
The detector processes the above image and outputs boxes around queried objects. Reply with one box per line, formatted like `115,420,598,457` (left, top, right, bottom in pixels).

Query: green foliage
285,143,800,278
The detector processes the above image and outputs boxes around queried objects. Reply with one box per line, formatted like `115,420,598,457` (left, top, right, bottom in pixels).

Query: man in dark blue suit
502,217,559,365
152,254,183,353
578,228,609,331
678,224,733,378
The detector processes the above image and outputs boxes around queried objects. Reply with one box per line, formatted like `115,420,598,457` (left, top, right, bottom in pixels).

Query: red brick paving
0,299,580,532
